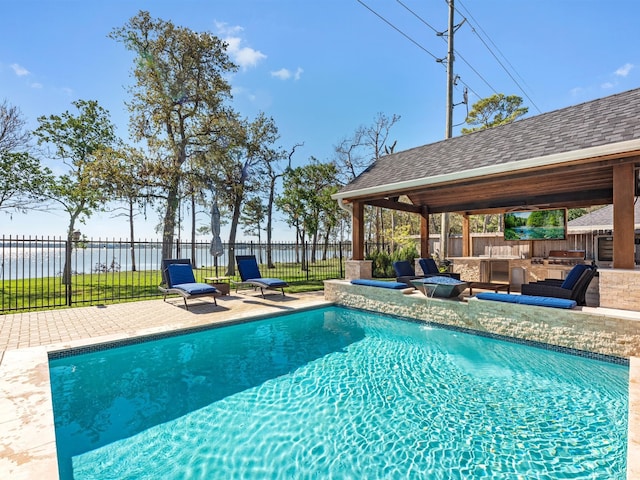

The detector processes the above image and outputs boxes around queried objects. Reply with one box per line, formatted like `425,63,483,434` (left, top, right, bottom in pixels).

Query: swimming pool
49,305,628,479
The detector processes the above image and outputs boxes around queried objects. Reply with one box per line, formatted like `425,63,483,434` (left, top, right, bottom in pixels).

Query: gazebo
333,87,640,311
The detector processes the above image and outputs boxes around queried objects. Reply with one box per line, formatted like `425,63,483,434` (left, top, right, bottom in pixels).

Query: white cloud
271,67,304,81
569,87,585,97
215,21,266,70
271,68,291,80
10,63,29,76
30,82,43,89
615,63,633,77
214,21,243,37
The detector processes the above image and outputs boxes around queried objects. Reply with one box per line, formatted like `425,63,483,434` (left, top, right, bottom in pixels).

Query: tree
33,99,116,285
262,142,299,268
89,145,153,270
276,159,340,265
241,196,266,244
0,100,52,213
110,10,237,260
334,112,400,249
211,113,280,275
461,94,528,134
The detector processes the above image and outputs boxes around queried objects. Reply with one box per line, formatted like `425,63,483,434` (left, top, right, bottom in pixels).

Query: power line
394,0,491,102
456,1,542,113
395,0,440,35
355,0,442,62
395,0,540,113
357,0,534,125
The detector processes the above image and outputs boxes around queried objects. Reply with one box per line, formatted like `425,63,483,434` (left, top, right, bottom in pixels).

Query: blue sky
2,0,639,241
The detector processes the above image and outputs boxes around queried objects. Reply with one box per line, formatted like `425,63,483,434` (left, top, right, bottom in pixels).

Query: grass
1,260,337,313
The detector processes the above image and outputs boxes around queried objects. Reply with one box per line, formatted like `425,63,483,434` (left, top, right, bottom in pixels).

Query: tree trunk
161,181,179,260
322,228,331,261
226,194,243,276
311,231,317,264
129,199,137,271
266,176,276,268
190,194,196,266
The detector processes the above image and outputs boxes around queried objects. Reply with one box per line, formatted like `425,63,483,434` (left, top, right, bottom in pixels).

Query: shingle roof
339,87,640,195
568,203,640,232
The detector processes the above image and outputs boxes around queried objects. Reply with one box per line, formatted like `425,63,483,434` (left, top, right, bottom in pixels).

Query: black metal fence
1,236,351,313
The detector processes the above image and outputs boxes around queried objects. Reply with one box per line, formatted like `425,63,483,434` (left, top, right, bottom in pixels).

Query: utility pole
445,0,455,140
440,0,456,261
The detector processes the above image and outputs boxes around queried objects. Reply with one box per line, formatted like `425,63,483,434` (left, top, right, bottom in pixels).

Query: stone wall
599,269,640,311
324,279,640,359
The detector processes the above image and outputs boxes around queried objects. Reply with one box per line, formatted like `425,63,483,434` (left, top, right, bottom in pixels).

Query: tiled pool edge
630,357,640,479
324,279,640,478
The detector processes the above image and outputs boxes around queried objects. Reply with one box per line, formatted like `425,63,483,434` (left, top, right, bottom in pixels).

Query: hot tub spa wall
324,280,640,359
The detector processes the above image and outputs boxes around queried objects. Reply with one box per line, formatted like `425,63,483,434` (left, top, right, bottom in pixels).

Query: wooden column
420,205,430,258
613,163,635,269
462,214,471,257
352,200,365,261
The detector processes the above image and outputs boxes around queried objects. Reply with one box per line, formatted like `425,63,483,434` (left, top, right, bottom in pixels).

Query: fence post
339,242,343,278
64,239,72,307
305,241,309,280
175,239,180,258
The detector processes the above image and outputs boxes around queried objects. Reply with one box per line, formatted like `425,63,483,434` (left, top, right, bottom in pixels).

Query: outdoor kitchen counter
449,257,586,287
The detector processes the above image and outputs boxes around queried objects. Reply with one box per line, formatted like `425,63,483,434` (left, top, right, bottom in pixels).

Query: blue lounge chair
520,263,596,306
418,258,461,280
235,255,289,297
392,260,423,286
159,258,220,309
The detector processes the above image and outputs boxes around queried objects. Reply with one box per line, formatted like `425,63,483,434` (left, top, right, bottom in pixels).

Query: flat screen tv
503,208,566,241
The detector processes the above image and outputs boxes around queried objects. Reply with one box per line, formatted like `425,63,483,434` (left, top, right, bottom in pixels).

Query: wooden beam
365,198,422,213
613,163,635,269
462,214,471,257
352,200,365,261
420,205,429,258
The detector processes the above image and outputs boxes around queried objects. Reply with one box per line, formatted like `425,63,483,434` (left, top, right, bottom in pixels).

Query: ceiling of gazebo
362,154,640,216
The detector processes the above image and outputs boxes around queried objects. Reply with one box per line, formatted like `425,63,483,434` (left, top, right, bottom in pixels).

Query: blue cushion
419,258,439,275
560,264,590,290
251,278,288,288
167,263,196,286
173,282,218,295
516,295,577,309
351,279,411,290
476,292,576,309
393,261,415,277
238,258,262,281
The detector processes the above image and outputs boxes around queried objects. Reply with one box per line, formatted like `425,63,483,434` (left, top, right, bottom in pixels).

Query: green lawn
1,261,337,313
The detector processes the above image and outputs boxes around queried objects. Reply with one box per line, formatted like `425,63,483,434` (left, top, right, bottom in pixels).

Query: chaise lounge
235,255,289,298
159,258,220,309
393,258,461,287
418,258,461,280
520,263,596,306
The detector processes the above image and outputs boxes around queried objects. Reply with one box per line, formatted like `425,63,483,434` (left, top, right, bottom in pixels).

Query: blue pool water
49,306,628,479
